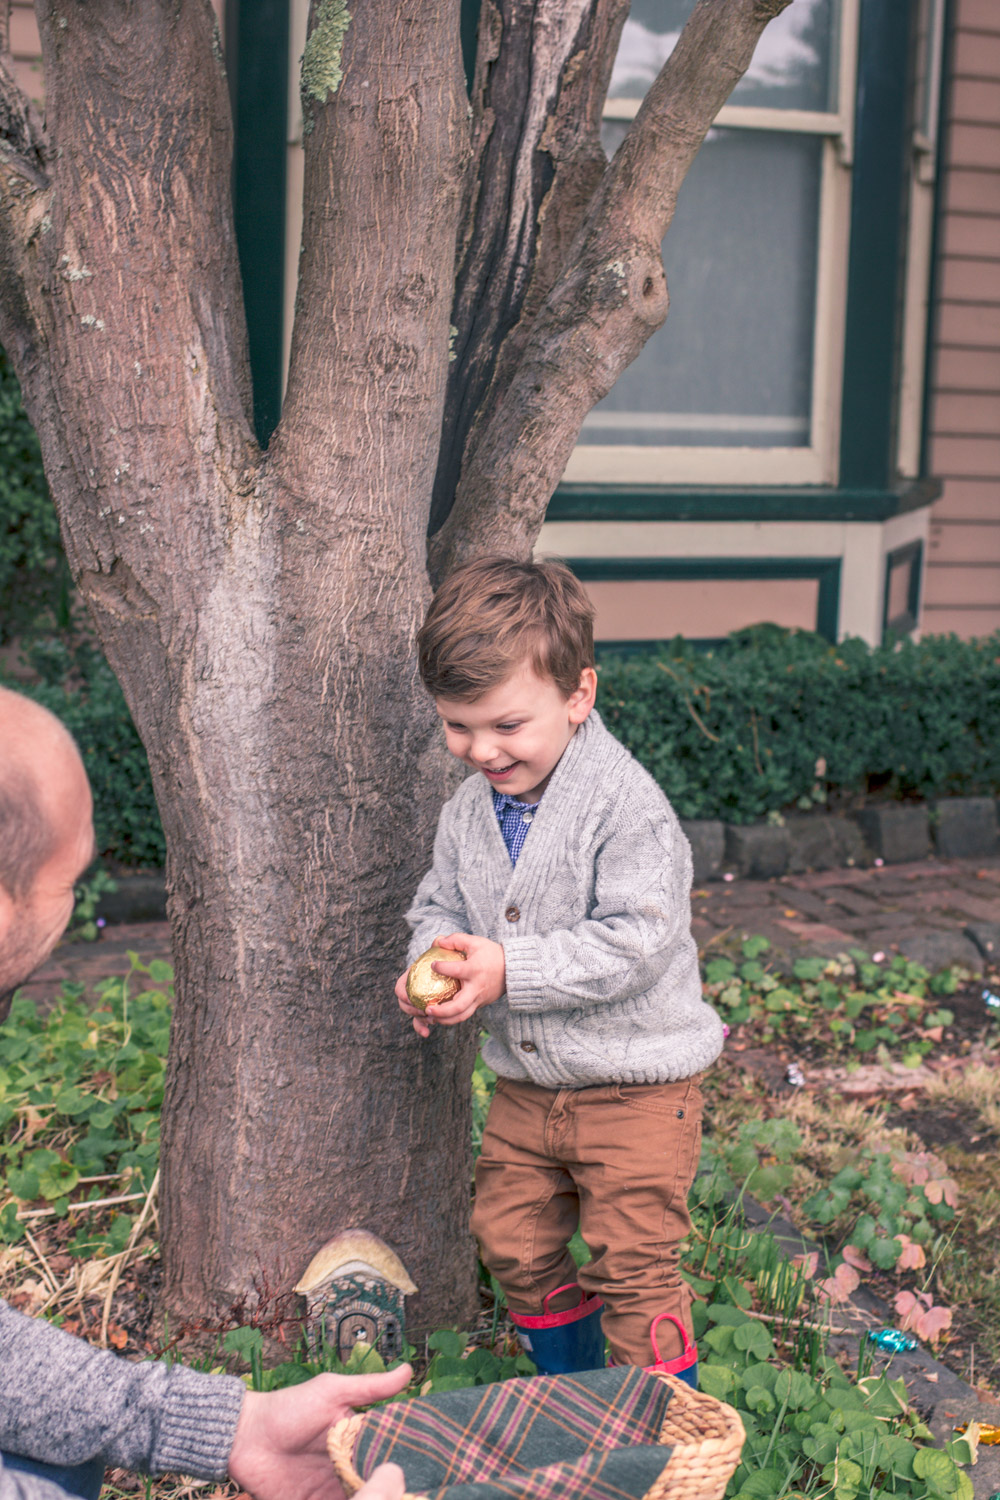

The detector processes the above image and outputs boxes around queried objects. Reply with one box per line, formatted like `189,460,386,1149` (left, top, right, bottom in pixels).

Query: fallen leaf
924,1177,960,1208
842,1245,873,1272
894,1236,926,1271
107,1323,128,1349
9,1279,46,1313
816,1263,860,1303
894,1290,925,1326
917,1305,953,1343
76,1261,111,1299
792,1251,819,1279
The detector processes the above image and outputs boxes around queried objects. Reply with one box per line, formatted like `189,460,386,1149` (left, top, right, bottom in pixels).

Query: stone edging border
681,796,1000,885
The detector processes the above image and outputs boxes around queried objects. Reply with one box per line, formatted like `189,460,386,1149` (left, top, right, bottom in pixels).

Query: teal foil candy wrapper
868,1328,918,1353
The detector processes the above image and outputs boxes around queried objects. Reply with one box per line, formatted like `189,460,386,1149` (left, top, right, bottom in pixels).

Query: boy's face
435,662,598,804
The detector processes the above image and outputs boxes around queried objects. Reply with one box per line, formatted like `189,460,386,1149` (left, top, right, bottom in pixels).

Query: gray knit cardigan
407,710,723,1087
0,1301,244,1500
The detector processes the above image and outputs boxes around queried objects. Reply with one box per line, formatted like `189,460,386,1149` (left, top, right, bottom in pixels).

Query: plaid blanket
353,1366,675,1500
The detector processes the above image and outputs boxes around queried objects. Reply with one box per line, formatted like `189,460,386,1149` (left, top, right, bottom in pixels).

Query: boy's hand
421,933,505,1027
396,933,505,1036
396,967,435,1038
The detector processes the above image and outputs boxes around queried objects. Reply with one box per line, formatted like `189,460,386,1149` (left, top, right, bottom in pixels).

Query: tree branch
428,0,628,533
430,0,792,581
272,0,467,556
0,0,259,648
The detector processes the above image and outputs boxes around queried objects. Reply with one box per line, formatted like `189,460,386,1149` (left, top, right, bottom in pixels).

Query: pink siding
924,0,1000,637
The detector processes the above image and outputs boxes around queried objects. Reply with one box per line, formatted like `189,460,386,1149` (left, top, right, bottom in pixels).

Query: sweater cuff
151,1367,246,1480
502,937,547,1012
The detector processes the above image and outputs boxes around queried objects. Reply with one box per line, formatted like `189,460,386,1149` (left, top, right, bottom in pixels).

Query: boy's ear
568,668,598,723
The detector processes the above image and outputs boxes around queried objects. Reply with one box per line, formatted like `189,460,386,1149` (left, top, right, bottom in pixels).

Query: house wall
922,0,1000,636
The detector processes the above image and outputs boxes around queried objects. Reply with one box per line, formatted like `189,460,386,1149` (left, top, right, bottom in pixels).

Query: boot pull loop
543,1283,586,1315
649,1312,695,1366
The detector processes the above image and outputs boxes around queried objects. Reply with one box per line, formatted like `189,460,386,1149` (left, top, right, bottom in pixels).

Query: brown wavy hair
418,556,595,700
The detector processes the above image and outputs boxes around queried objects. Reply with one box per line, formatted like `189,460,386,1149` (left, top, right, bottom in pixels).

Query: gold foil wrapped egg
406,944,465,1012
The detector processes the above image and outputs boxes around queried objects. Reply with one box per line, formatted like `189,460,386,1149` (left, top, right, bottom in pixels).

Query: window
882,540,923,638
563,0,859,487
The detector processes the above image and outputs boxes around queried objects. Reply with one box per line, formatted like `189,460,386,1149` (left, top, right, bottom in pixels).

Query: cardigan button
520,1041,537,1053
505,905,520,923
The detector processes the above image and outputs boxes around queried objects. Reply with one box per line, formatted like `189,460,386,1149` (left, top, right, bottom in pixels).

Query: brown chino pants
471,1074,703,1368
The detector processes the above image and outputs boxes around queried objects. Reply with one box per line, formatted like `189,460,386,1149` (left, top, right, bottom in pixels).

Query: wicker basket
327,1370,745,1500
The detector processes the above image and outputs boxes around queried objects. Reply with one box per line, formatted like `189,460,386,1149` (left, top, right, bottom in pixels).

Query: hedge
596,625,1000,823
0,350,72,643
0,640,165,867
5,625,1000,863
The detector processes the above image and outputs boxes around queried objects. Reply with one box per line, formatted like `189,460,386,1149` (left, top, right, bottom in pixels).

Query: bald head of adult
0,687,95,1011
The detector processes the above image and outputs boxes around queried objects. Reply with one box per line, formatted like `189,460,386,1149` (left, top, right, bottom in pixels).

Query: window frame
562,0,861,489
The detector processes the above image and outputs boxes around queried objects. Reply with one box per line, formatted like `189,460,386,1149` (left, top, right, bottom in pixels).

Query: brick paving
18,922,174,1011
692,852,1000,970
17,851,1000,1010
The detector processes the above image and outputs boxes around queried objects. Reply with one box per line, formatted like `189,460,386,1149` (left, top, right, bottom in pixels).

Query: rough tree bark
0,0,789,1332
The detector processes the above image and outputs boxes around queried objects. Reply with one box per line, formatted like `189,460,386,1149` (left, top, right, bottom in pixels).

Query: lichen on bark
301,0,351,105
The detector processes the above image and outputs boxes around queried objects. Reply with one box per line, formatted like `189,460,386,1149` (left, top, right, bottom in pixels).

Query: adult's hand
228,1364,411,1500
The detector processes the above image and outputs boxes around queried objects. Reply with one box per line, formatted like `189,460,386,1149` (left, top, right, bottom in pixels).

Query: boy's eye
496,723,521,732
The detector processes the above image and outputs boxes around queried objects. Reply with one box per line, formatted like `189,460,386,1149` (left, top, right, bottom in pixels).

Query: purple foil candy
983,989,1000,1011
785,1063,805,1087
868,1327,918,1353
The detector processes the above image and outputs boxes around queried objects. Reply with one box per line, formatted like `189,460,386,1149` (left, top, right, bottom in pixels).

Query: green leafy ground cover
703,939,959,1065
0,955,991,1500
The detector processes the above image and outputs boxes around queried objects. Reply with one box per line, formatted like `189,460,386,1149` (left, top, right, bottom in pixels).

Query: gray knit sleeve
405,795,470,963
0,1302,245,1480
503,803,692,1014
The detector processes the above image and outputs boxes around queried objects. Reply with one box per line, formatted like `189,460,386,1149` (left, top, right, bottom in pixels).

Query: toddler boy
396,557,723,1382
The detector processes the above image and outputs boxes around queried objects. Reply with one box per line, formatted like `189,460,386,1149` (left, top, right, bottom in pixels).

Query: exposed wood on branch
430,0,793,581
429,0,628,533
0,54,47,190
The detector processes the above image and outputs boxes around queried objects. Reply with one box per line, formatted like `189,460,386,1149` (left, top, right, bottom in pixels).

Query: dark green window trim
839,0,917,491
566,556,841,644
547,477,939,525
226,0,289,447
882,539,923,641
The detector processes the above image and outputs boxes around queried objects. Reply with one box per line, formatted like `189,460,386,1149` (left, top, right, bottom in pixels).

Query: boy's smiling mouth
481,761,519,780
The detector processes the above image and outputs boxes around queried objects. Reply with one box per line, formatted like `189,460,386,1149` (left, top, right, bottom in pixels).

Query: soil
941,979,1000,1050
883,1098,999,1154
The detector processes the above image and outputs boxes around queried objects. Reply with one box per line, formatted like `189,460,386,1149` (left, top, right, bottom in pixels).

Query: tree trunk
0,0,789,1333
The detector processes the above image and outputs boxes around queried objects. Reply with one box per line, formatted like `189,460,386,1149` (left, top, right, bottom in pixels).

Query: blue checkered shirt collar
492,790,541,867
